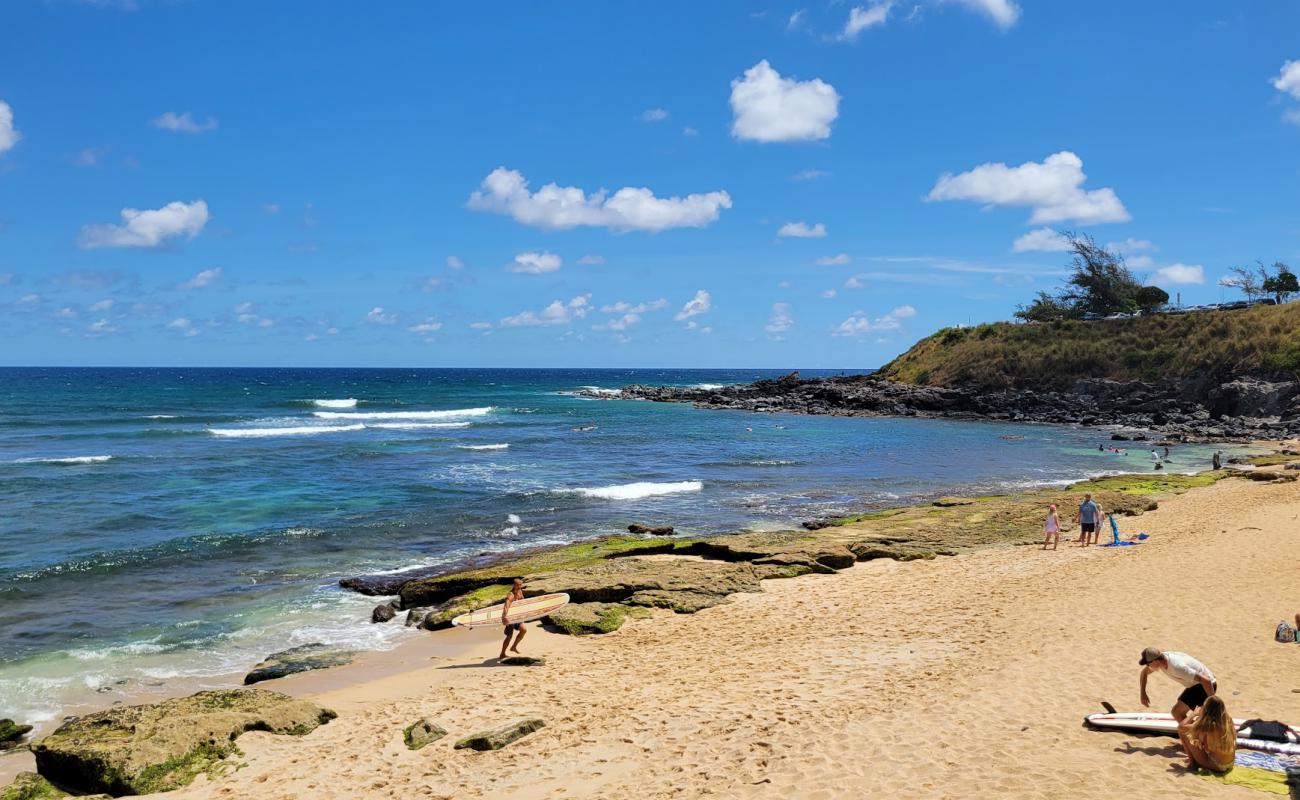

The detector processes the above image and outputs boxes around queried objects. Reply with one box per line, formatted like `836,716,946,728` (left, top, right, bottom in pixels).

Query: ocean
0,367,1238,725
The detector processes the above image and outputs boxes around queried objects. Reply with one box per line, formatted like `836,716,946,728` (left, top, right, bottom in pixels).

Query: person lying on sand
1076,494,1102,546
1178,695,1235,773
1042,504,1060,550
499,578,527,659
1139,647,1218,722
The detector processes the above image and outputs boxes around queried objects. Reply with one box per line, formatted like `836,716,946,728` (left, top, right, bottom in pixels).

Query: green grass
877,303,1300,390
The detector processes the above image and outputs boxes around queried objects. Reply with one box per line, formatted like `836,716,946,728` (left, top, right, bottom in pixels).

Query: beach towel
1194,750,1300,795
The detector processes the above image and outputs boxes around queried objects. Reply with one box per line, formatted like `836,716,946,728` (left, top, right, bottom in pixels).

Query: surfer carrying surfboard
1139,647,1218,723
500,578,528,659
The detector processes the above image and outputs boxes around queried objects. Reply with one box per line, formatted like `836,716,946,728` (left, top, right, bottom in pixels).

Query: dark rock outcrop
0,719,32,750
0,771,111,800
243,643,357,685
403,719,448,750
627,523,674,535
372,600,399,623
31,689,335,796
454,719,546,751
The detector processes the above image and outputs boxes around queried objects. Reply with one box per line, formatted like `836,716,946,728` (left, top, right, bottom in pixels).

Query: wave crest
311,398,358,408
12,455,113,465
571,480,702,500
312,406,494,420
208,424,366,438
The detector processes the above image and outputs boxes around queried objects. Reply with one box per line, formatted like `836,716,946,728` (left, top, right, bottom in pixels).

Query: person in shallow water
1178,695,1236,773
499,577,528,659
1139,647,1218,723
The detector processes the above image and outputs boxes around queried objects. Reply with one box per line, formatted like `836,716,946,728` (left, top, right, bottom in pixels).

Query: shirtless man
1139,647,1218,722
499,578,527,659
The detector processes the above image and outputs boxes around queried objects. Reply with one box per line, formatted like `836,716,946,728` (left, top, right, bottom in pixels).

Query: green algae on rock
454,719,546,751
403,719,448,750
0,719,32,750
243,643,358,685
31,688,336,796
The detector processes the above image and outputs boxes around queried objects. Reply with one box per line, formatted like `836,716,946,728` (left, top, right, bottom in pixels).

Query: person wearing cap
1075,493,1103,546
1139,647,1217,722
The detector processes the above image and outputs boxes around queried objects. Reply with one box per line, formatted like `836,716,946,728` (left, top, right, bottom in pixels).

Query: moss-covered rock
418,584,512,631
545,602,629,635
453,719,545,751
31,688,336,796
0,719,32,750
403,719,447,751
626,589,731,613
243,643,357,685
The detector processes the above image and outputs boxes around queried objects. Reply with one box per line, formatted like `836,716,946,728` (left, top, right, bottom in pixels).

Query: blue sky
2,1,1299,367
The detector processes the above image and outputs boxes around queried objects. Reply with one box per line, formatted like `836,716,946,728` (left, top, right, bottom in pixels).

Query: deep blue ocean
0,367,1240,724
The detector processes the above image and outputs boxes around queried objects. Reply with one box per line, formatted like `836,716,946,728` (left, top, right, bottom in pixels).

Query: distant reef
593,304,1300,441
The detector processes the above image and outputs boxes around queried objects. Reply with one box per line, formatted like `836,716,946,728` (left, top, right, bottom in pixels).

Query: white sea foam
13,455,113,465
507,513,521,524
208,424,366,438
571,480,703,500
144,414,179,419
578,386,622,397
692,383,726,390
312,406,494,420
311,398,358,408
368,422,473,430
455,444,509,451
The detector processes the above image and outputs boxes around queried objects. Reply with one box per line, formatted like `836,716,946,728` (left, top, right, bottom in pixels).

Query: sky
2,1,1299,368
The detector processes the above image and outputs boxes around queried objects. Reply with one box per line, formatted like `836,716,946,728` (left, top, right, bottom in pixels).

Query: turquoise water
0,367,1236,723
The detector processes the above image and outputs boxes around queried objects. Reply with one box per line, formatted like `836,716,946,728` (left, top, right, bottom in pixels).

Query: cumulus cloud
844,276,865,289
593,313,642,331
1154,263,1204,285
1106,237,1154,253
17,294,41,306
841,1,894,40
765,302,794,333
179,267,222,289
78,199,210,249
787,9,806,29
446,255,465,269
601,298,668,314
366,307,397,325
821,289,838,298
508,251,562,274
730,60,840,143
408,318,443,334
168,317,199,337
577,254,606,266
834,305,916,336
674,289,712,321
499,294,591,328
89,299,114,312
947,0,1020,29
639,108,669,122
151,112,218,134
778,221,827,238
0,101,20,154
927,151,1129,225
1273,60,1300,100
467,167,731,233
1012,227,1071,253
816,254,851,265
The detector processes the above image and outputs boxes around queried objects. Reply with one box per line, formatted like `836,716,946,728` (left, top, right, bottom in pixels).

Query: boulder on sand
31,688,335,796
545,602,630,635
403,719,448,751
0,719,32,750
372,600,399,623
627,523,674,535
243,643,357,685
0,771,111,800
454,719,546,751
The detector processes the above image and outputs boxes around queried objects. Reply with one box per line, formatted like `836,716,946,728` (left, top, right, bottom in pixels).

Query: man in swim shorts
1076,493,1102,546
499,577,527,659
1139,647,1217,722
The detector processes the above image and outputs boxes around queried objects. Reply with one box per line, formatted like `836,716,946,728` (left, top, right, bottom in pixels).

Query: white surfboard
1084,711,1300,755
450,593,570,629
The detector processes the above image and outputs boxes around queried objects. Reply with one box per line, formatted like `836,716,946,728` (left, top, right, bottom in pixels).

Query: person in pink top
1042,504,1061,550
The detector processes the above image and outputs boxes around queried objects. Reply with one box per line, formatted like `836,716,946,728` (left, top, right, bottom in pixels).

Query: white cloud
674,289,712,321
576,254,606,266
844,276,865,289
499,294,591,328
927,151,1129,225
682,126,699,137
821,289,837,299
408,318,443,334
779,221,828,238
508,251,562,274
834,305,916,336
168,317,199,337
601,298,668,314
729,60,840,143
1106,237,1154,253
151,111,218,134
469,321,493,331
792,169,830,181
0,101,20,154
1154,263,1204,285
74,146,107,167
86,319,118,337
947,0,1020,29
467,167,731,232
787,9,805,29
57,307,77,319
179,267,222,289
89,298,114,312
815,253,851,266
841,1,895,40
421,276,445,292
1012,227,1071,253
1127,255,1154,269
593,313,641,331
17,294,41,305
639,108,669,122
446,255,464,270
1273,60,1300,100
78,199,210,249
366,307,397,325
765,302,794,333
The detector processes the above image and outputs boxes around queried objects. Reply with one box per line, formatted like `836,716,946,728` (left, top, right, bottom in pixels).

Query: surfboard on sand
451,593,570,629
1084,710,1300,755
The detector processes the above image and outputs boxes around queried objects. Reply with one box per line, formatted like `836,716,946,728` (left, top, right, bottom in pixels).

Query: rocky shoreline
581,372,1300,441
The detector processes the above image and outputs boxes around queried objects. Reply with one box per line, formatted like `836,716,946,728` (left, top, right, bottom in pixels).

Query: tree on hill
1014,233,1142,321
1221,261,1297,303
1136,285,1170,312
1262,262,1298,304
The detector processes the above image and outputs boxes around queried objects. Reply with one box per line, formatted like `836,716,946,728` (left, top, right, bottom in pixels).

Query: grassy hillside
877,302,1300,391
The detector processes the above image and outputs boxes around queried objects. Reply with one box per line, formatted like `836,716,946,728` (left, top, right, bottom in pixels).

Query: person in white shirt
1139,647,1217,722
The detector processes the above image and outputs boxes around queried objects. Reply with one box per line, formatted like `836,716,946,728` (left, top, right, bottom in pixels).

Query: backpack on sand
1275,621,1298,643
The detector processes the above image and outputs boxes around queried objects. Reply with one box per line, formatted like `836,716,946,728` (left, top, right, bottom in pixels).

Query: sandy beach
7,471,1287,799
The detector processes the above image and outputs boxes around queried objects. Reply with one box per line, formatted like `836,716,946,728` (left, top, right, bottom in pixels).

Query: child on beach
1042,504,1060,550
1178,695,1236,773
